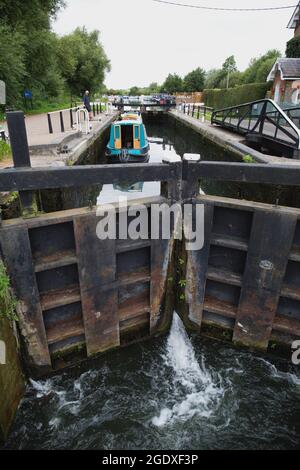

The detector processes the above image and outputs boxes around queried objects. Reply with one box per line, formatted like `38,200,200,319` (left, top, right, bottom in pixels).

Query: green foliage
0,24,27,106
161,73,183,94
183,67,206,92
203,82,270,109
0,2,110,110
204,69,226,90
0,261,18,322
286,36,300,58
241,49,280,85
204,50,280,92
0,140,11,161
243,154,255,163
129,86,141,96
57,27,110,96
222,55,237,74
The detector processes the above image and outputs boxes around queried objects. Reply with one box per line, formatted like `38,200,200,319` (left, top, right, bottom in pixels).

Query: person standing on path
83,90,93,121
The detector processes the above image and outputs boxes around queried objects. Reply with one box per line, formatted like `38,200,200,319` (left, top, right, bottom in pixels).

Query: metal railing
211,99,300,153
47,102,105,135
177,103,214,122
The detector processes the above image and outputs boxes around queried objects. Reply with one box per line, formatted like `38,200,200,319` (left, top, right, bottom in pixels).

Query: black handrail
211,99,300,152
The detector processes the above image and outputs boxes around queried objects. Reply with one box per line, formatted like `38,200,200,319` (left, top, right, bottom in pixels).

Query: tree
57,27,111,96
183,67,206,92
241,50,280,84
222,56,237,89
161,73,183,94
147,82,159,94
204,69,224,89
0,25,26,106
0,0,65,30
129,86,141,96
222,56,237,74
286,37,300,58
0,0,66,104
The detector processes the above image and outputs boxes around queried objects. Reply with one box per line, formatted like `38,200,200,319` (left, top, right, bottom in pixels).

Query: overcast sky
53,0,296,89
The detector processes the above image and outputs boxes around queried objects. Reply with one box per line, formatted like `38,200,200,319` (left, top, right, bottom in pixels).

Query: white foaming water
152,313,224,427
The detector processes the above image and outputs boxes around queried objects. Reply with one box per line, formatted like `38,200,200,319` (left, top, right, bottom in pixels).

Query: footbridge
211,99,300,159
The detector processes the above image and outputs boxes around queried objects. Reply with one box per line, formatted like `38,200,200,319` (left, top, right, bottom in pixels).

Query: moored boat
106,112,150,163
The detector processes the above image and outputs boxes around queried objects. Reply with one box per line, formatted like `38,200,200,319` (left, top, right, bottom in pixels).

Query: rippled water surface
5,314,300,450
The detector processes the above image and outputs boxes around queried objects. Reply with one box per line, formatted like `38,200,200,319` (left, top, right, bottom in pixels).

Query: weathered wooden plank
185,202,214,328
0,164,175,192
150,237,171,334
74,213,119,356
0,226,51,369
186,161,300,186
233,209,297,349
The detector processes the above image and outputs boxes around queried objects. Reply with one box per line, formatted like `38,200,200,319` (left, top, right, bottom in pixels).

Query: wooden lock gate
0,112,300,374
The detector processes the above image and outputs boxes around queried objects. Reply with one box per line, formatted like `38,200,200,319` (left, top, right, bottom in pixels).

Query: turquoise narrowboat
106,113,150,163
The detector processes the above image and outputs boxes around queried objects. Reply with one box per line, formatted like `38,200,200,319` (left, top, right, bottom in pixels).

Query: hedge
286,36,300,58
203,83,270,110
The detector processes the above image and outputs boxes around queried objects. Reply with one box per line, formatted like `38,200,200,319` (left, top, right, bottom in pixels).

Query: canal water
4,313,300,450
53,113,292,212
56,114,244,211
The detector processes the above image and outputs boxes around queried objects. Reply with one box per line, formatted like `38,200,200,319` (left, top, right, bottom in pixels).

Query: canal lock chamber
1,112,300,447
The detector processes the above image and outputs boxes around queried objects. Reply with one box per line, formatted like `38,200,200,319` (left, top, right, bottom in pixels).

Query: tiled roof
267,58,300,81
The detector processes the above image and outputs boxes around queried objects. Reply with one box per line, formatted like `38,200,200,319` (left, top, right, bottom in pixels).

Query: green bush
203,83,270,110
0,141,11,161
286,36,300,58
0,261,18,322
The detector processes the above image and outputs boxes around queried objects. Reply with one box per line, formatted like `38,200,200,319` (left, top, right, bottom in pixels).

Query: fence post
183,104,186,114
59,111,65,132
100,102,102,113
93,103,95,117
192,104,195,117
47,113,53,134
197,106,200,120
70,108,74,128
6,111,38,217
96,103,99,115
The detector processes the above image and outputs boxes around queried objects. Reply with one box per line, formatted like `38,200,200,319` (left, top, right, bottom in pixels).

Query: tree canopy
161,74,183,94
0,1,110,107
183,68,206,92
57,28,110,96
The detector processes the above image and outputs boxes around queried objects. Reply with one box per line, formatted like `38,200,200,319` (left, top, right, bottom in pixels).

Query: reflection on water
97,139,175,204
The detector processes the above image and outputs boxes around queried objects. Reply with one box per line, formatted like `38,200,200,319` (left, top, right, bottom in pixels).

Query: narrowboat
106,112,150,163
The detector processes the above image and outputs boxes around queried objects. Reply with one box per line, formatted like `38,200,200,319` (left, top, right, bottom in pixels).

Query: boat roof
114,119,143,125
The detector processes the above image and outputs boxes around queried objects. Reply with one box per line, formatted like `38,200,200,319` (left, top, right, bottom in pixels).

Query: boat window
134,126,140,140
115,126,120,140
